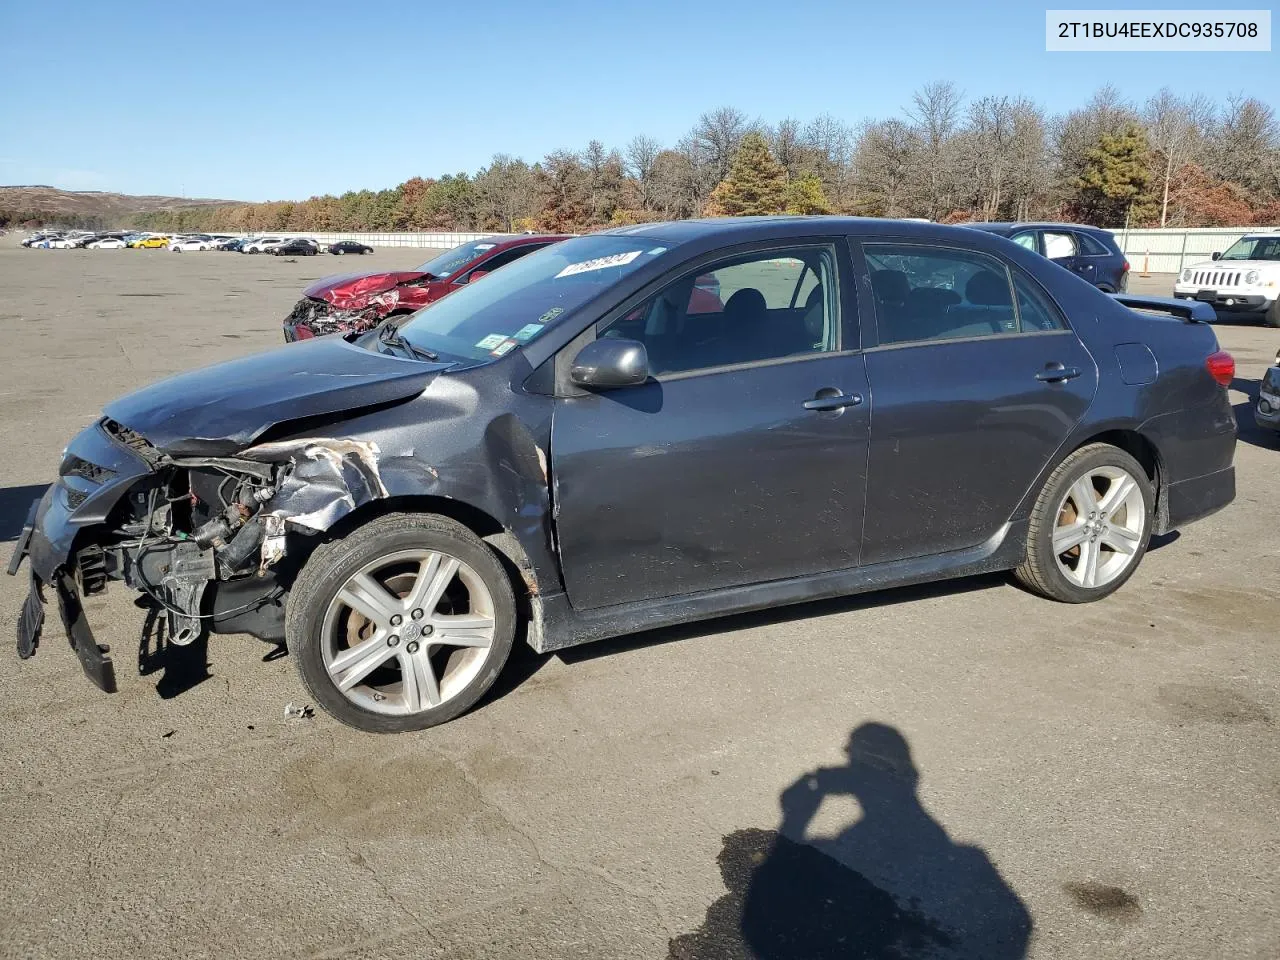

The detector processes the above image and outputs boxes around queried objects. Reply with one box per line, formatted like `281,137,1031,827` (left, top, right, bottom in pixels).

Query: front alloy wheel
288,513,516,732
322,549,496,715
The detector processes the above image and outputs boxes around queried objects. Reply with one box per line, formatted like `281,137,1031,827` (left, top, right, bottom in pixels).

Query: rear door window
1042,232,1078,260
864,244,1020,343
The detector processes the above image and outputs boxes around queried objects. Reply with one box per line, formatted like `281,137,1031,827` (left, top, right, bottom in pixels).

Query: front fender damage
243,438,388,533
239,437,389,573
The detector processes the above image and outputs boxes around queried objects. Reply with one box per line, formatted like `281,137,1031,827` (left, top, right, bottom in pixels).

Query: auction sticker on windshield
513,324,543,342
555,250,643,279
475,334,507,350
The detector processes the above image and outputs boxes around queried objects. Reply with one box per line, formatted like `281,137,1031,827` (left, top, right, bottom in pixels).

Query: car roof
961,221,1113,236
485,233,570,249
597,215,1046,248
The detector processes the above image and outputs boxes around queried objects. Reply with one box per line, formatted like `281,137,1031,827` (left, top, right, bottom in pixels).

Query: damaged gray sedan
9,218,1237,732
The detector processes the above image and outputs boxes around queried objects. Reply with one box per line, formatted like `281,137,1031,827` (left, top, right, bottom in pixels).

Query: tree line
108,85,1280,234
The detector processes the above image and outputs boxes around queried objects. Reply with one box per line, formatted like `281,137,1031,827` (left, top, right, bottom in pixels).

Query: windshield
398,235,668,363
415,240,499,278
1219,236,1280,261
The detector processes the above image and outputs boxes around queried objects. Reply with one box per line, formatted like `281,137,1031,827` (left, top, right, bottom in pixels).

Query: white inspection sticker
490,338,518,357
475,333,507,349
555,250,642,278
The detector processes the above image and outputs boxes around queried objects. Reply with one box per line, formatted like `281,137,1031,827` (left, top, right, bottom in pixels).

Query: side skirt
532,521,1028,654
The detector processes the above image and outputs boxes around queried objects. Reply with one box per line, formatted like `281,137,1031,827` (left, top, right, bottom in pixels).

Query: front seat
717,287,769,365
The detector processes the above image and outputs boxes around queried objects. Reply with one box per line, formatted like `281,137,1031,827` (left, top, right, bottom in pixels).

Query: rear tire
1014,443,1154,603
1264,300,1280,328
287,513,516,733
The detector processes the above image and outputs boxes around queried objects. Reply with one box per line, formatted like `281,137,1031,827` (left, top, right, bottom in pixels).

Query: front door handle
804,391,863,411
1036,363,1083,383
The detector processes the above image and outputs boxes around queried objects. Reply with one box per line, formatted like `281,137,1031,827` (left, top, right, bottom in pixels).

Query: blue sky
1,1,1275,201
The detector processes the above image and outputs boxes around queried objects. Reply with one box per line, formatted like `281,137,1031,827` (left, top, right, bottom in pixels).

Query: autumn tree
905,81,963,220
705,132,787,216
624,135,662,212
474,155,538,231
1144,89,1212,226
854,119,916,217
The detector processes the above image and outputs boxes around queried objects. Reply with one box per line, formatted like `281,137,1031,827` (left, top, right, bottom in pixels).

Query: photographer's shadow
670,723,1031,959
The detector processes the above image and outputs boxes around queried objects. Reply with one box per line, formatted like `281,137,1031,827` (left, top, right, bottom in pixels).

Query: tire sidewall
1265,300,1280,328
287,518,516,733
1031,445,1154,602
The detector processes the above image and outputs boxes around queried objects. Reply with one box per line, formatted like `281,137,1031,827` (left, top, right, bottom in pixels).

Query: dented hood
303,270,431,307
105,335,447,456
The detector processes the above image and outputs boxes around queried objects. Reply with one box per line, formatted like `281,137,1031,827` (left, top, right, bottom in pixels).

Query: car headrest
965,271,1012,306
870,269,909,305
803,284,825,339
724,288,767,323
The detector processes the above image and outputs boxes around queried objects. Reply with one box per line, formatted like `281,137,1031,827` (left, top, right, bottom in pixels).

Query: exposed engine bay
56,423,391,666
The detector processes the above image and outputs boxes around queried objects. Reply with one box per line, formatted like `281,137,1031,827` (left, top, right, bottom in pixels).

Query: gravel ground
0,242,1276,960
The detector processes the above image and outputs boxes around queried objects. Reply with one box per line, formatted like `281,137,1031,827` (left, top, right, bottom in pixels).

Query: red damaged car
283,234,568,341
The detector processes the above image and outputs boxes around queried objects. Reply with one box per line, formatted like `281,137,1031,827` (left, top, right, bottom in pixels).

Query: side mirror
1211,251,1221,261
465,269,489,284
570,338,649,390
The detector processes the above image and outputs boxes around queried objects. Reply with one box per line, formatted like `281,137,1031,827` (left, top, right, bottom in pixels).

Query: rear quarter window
1078,232,1114,257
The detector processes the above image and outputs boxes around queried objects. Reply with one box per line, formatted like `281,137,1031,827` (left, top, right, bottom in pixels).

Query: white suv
1174,233,1280,326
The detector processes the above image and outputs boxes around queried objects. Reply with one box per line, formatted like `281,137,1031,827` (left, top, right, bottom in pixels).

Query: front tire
1014,443,1153,603
287,513,516,733
1264,300,1280,328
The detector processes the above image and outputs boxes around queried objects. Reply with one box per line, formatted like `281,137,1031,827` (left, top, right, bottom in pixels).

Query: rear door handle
1036,363,1082,383
804,392,863,411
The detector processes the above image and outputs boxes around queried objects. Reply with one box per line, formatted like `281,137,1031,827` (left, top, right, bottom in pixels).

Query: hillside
0,185,242,227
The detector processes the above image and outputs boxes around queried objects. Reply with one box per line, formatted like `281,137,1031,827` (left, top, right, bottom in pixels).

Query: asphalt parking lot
0,241,1276,960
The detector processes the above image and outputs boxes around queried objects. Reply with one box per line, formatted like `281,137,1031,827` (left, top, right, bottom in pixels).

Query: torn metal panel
244,437,389,534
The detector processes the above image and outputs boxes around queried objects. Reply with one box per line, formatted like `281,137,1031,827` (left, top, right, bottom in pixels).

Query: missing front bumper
10,496,116,693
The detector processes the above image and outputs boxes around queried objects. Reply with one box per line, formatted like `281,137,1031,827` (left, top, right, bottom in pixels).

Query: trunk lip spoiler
1110,293,1216,323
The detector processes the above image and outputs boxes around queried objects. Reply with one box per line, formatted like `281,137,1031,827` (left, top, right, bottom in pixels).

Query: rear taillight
1122,260,1130,273
1206,350,1234,386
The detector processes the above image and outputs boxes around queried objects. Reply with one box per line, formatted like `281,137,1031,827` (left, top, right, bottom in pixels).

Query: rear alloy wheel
1015,443,1153,602
287,513,516,732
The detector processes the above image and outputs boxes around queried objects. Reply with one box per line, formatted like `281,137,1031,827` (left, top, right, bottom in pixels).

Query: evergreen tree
785,173,832,214
1074,124,1154,226
705,132,787,216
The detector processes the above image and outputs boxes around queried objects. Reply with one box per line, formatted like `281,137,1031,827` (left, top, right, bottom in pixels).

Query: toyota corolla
9,217,1237,733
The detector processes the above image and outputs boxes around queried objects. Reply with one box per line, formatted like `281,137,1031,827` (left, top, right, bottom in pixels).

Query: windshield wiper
378,322,439,361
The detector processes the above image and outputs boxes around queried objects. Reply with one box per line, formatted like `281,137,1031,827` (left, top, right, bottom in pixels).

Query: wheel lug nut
411,608,424,620
390,614,402,626
406,640,420,654
388,635,400,647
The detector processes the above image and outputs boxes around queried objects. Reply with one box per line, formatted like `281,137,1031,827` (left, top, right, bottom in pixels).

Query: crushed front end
283,296,384,342
9,417,387,692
